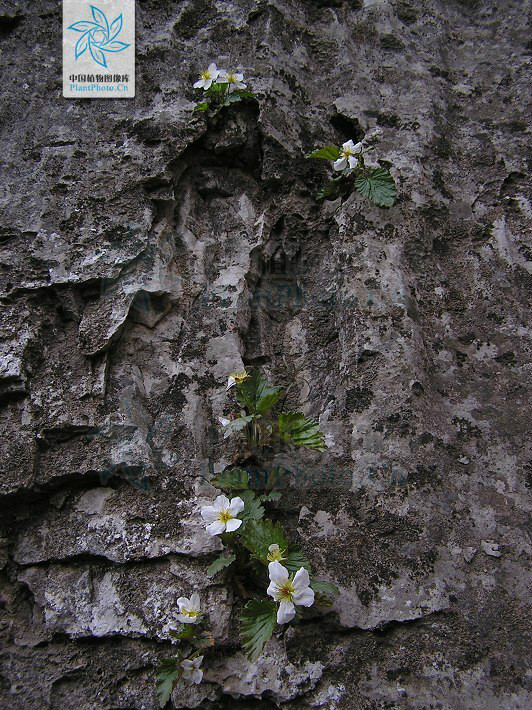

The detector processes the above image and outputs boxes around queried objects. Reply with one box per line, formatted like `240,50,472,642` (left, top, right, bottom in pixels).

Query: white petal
293,567,310,591
268,561,289,584
177,596,190,610
333,157,347,171
192,669,203,684
219,417,230,426
277,600,296,624
213,495,230,511
189,593,201,611
236,82,247,89
234,73,244,81
217,70,228,81
228,496,245,515
266,580,278,599
343,139,356,151
269,544,280,552
353,141,364,152
200,505,218,523
181,659,193,671
177,613,198,624
227,376,236,389
206,520,226,536
292,586,315,607
193,656,204,668
208,63,217,73
348,155,358,168
224,517,242,533
193,79,204,88
203,79,212,90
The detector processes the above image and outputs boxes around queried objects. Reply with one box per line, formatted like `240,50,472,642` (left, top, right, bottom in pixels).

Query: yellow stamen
218,510,234,524
201,70,211,80
277,581,295,601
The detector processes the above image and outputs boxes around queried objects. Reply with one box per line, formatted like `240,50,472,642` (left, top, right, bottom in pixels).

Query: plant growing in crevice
155,370,337,706
192,62,258,114
220,368,326,457
306,128,397,207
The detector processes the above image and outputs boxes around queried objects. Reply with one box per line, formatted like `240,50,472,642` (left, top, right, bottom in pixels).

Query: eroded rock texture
1,0,532,708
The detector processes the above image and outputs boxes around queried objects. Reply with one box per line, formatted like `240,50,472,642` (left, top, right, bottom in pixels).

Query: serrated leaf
311,579,339,606
283,547,312,574
258,490,282,503
207,553,236,577
155,658,180,708
277,412,326,452
239,490,265,522
240,519,289,562
354,167,397,207
211,467,250,490
220,415,254,439
235,369,282,415
193,101,209,112
306,145,341,160
191,630,215,650
240,599,278,661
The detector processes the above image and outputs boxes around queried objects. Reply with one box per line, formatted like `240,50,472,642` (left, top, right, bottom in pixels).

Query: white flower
193,62,220,90
176,592,201,624
217,69,247,93
200,495,245,536
180,656,203,684
218,416,231,427
267,561,315,624
227,370,249,390
333,139,363,171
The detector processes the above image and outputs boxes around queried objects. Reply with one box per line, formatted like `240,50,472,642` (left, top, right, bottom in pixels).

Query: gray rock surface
1,0,532,708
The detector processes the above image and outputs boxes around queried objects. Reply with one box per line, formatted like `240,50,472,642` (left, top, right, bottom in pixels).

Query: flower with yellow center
333,139,363,172
227,370,250,390
200,495,245,536
267,561,315,624
193,62,220,90
217,69,247,93
176,592,202,624
267,543,286,562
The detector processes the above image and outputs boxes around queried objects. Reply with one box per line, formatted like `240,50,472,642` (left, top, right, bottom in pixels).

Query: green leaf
277,412,326,452
169,625,196,641
240,599,278,661
223,93,242,106
240,519,289,562
210,467,250,490
239,490,265,522
283,547,312,574
258,490,282,503
311,579,339,606
207,553,236,577
306,145,341,160
155,658,180,708
235,369,282,415
191,630,215,650
193,101,209,112
206,82,224,94
233,89,257,99
354,167,397,207
220,415,254,439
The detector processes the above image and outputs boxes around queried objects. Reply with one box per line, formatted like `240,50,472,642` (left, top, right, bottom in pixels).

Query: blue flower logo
67,5,130,69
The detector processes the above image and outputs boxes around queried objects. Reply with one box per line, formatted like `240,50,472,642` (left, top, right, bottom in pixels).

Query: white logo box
63,0,135,98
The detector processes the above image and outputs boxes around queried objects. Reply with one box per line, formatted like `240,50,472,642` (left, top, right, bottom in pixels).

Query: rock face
1,0,532,708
